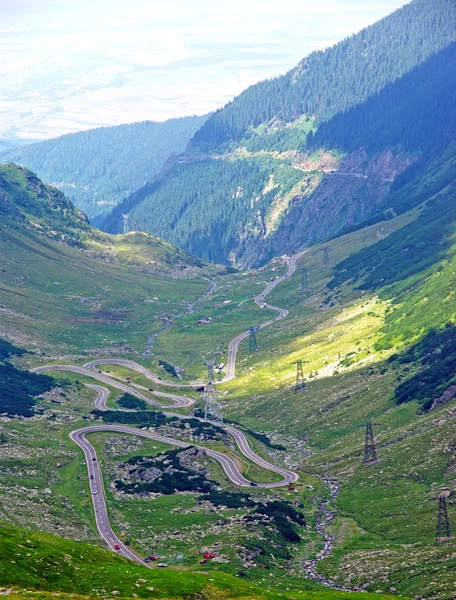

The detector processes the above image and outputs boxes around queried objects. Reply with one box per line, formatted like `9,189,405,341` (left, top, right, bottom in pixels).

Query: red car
114,544,120,550
203,552,215,559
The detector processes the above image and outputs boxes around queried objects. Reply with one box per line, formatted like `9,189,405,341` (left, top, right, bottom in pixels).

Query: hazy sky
0,0,408,141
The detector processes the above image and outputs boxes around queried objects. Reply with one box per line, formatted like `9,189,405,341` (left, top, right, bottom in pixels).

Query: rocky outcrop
429,385,456,411
237,149,415,268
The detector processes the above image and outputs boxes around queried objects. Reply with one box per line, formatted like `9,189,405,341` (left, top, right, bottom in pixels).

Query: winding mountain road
70,383,298,564
84,250,306,383
31,249,306,563
32,364,192,407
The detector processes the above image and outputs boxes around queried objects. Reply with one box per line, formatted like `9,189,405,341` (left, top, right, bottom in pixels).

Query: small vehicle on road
114,544,120,550
92,490,97,494
249,482,258,487
90,475,94,479
157,563,168,568
144,557,151,562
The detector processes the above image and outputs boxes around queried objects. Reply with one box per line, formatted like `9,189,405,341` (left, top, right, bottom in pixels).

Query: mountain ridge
103,0,455,268
1,115,208,225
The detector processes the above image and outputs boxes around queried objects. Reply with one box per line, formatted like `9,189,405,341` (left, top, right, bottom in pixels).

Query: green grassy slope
130,145,456,597
2,150,455,600
0,163,213,354
201,163,455,599
0,523,402,600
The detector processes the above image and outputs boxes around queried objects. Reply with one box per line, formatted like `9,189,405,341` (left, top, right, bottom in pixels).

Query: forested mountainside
307,43,456,157
1,115,207,225
190,0,456,152
104,0,456,267
3,144,456,600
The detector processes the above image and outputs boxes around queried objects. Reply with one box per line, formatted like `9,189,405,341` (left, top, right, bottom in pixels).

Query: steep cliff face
233,149,414,267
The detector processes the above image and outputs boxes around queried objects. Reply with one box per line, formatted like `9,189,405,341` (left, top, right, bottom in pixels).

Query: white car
92,490,97,494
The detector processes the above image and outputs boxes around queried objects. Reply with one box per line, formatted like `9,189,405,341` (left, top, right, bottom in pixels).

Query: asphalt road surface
32,248,306,563
82,249,307,384
84,385,298,486
71,400,296,564
31,364,192,408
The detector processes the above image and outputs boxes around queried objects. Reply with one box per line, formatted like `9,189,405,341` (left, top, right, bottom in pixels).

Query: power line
204,357,216,383
301,268,311,292
203,382,223,424
323,247,330,267
122,214,129,235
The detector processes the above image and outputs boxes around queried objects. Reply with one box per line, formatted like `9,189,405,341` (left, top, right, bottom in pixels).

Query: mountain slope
1,115,208,225
113,131,456,598
103,0,456,268
190,0,456,152
0,163,213,354
0,523,400,600
1,154,455,598
204,155,455,598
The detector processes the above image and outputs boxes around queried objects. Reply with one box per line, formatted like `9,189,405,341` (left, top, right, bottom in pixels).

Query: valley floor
2,200,455,600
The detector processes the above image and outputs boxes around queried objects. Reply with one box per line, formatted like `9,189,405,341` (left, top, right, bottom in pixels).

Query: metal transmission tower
122,214,129,235
292,360,306,392
323,247,330,267
436,492,453,543
249,327,258,352
204,358,216,383
301,268,310,292
203,382,223,424
363,422,379,465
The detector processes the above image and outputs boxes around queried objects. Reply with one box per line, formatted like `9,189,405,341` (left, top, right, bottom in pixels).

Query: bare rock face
178,447,208,473
136,466,162,482
429,385,456,411
237,148,415,268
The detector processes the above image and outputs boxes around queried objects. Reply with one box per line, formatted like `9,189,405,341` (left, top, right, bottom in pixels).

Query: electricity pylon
363,422,379,465
249,327,258,352
204,357,216,383
301,268,310,292
436,492,453,543
122,214,129,235
323,247,330,267
292,360,306,391
204,382,223,424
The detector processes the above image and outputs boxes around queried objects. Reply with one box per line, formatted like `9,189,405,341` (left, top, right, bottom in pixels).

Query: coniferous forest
190,0,456,151
104,2,456,267
1,115,207,224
